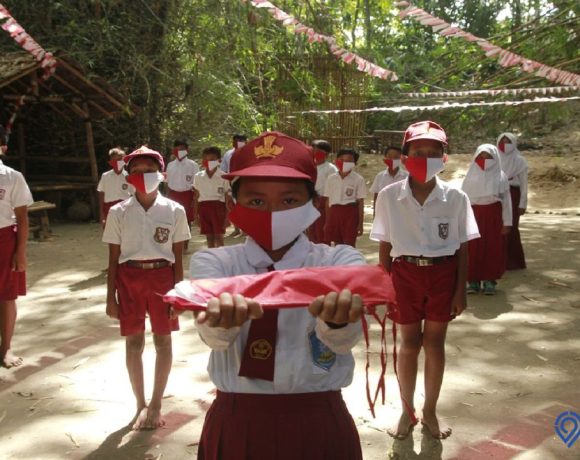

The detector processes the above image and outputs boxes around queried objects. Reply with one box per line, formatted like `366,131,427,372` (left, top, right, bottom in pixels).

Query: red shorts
198,390,362,460
0,226,26,301
324,204,359,247
101,199,123,221
168,189,195,223
308,196,328,244
199,201,226,235
116,264,179,336
390,256,458,324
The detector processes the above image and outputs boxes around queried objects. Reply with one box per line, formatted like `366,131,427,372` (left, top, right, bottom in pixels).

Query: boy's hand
197,293,263,329
501,226,512,235
308,289,363,327
106,298,120,320
357,225,364,236
12,251,26,271
451,289,467,317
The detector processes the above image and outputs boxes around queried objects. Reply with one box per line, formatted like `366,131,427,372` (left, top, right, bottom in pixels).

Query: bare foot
228,228,241,238
132,406,166,430
2,349,23,368
387,411,417,440
421,412,452,439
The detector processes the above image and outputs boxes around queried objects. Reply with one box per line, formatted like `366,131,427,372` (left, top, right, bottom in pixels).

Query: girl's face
501,136,512,145
236,178,310,213
406,139,444,158
476,151,493,161
128,157,160,174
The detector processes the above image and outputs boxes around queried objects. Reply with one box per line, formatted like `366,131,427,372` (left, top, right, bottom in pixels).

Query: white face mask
208,160,220,170
503,144,515,154
177,150,188,160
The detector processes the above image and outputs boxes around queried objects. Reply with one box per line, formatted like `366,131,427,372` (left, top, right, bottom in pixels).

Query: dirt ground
1,135,580,459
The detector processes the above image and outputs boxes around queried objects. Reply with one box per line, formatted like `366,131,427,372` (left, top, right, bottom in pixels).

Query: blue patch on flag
308,330,336,371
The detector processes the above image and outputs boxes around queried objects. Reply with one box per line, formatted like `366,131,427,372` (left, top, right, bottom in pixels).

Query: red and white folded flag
164,265,396,311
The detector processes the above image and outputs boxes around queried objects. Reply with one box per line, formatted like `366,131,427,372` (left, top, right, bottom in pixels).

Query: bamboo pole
17,123,26,174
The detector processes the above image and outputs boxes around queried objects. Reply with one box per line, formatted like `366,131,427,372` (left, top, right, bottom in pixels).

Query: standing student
497,133,528,270
370,121,479,440
0,126,33,368
369,146,408,216
103,146,191,430
221,134,247,237
462,144,512,295
193,146,231,248
323,147,367,247
166,139,199,229
97,147,133,226
307,139,338,243
191,131,364,460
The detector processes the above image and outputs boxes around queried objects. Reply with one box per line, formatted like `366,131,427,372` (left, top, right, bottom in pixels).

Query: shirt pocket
428,217,459,250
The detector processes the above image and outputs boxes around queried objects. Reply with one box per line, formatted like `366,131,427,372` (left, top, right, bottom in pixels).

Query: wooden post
83,102,99,220
17,122,26,174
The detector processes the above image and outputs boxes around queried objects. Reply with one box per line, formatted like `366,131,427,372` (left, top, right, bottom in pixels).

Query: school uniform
371,177,479,324
191,233,364,460
462,145,512,282
323,171,367,246
308,161,338,243
497,133,528,270
166,158,199,223
369,168,408,195
193,169,230,235
97,169,134,219
102,194,191,336
0,160,33,301
219,148,235,173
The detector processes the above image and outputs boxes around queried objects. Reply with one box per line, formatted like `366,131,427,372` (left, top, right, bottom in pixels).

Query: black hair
0,125,6,146
384,145,402,155
202,146,222,159
231,178,316,200
173,139,188,148
402,140,445,155
233,134,248,142
336,146,359,163
312,139,332,154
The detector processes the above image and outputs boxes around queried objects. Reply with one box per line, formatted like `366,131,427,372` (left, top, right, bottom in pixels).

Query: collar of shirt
397,176,447,205
243,233,310,271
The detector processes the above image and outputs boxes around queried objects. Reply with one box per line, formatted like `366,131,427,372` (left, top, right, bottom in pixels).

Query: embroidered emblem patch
345,187,354,197
438,222,449,240
255,135,283,158
154,227,170,244
186,175,192,182
308,331,336,371
217,187,224,194
249,339,273,360
0,189,5,200
122,184,128,190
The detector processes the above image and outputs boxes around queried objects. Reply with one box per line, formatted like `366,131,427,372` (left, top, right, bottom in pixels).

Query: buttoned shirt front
369,168,408,194
323,171,367,206
166,158,199,192
190,234,365,394
97,169,134,202
370,177,480,257
102,194,191,263
0,159,33,229
193,169,231,202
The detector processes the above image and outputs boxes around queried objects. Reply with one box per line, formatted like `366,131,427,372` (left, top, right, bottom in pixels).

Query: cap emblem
254,135,283,159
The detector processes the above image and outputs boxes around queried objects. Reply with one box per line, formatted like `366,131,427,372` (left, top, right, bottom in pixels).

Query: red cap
224,131,317,183
124,146,165,171
402,121,448,152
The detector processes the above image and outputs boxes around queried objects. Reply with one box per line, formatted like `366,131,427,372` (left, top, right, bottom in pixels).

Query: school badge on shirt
122,184,128,190
217,187,224,194
186,175,192,182
438,223,449,240
308,330,336,371
154,227,170,243
345,186,354,197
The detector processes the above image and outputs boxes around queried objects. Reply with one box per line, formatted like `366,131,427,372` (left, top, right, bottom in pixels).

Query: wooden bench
28,201,57,241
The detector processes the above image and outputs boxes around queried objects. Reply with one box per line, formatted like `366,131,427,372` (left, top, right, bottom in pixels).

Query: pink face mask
126,171,164,194
108,159,125,173
383,158,401,170
228,201,320,251
403,156,446,183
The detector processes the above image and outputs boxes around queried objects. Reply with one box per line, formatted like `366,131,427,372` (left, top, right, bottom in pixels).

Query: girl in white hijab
462,144,512,294
497,133,528,270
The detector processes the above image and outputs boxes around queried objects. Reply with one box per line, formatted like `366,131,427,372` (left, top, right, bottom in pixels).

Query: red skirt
307,196,328,244
199,201,226,235
198,390,362,460
324,204,359,247
0,226,26,300
506,186,526,270
468,202,506,281
168,189,195,223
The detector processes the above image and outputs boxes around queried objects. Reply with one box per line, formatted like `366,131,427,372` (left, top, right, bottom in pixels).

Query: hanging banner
404,85,580,98
296,95,580,114
395,1,580,87
247,0,398,82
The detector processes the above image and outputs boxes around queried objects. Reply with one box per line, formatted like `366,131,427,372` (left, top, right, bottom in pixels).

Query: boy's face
407,139,444,158
337,153,355,163
384,149,401,160
129,157,160,174
237,178,310,213
203,153,219,163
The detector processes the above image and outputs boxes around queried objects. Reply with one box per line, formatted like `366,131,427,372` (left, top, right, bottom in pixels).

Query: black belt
126,260,171,269
399,255,455,267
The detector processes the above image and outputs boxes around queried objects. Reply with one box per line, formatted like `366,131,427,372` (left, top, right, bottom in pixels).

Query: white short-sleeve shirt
323,171,368,206
97,170,134,203
0,160,34,229
369,168,408,194
220,148,235,173
166,158,199,192
102,194,191,263
315,162,339,195
190,234,365,394
193,169,231,202
370,177,480,257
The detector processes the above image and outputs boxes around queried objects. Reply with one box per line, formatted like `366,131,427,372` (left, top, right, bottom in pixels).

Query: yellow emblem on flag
255,136,283,158
249,339,273,360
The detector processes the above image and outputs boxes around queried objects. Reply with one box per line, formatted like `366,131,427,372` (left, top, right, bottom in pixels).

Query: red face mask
108,159,125,174
314,150,326,164
383,158,401,170
403,156,446,183
498,141,505,153
126,171,164,194
173,147,188,161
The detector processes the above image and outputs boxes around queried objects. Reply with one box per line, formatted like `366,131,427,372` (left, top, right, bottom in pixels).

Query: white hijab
462,144,508,199
496,132,527,179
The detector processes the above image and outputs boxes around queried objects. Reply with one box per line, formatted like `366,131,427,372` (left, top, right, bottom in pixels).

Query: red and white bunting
247,0,398,82
404,86,579,98
395,2,580,87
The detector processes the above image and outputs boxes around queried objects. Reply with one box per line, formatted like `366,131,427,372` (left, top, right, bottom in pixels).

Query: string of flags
403,85,580,98
247,0,398,81
395,1,580,87
295,95,580,114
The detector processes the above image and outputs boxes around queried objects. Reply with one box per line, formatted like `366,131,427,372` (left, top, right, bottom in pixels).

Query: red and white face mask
108,159,125,173
126,171,164,194
383,158,401,171
173,148,188,161
403,156,446,183
228,201,320,251
202,159,220,171
475,157,495,171
336,160,355,174
314,150,327,165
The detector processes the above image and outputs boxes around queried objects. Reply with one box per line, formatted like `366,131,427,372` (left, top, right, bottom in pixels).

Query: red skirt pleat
468,202,506,281
506,186,526,270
